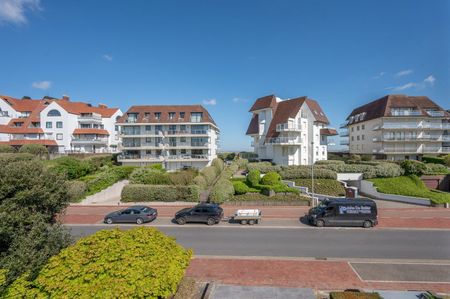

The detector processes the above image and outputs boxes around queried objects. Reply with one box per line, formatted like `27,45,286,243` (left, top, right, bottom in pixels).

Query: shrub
259,184,299,194
247,162,281,173
83,155,113,168
232,180,250,195
372,163,403,178
315,160,345,165
18,144,48,158
169,170,197,185
211,158,225,175
330,291,382,299
193,175,207,190
279,166,337,180
230,193,310,202
49,156,95,180
200,166,217,186
83,166,135,195
209,178,234,203
260,171,281,185
0,153,34,164
129,168,171,185
145,163,164,170
0,144,15,153
400,160,427,176
66,180,87,202
246,169,261,187
236,158,248,169
424,163,450,175
3,228,192,298
444,155,450,167
350,154,361,161
294,179,346,196
422,156,445,165
121,184,199,202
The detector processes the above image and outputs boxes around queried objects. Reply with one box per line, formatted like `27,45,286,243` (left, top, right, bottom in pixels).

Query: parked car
174,203,223,225
307,198,378,228
104,205,158,224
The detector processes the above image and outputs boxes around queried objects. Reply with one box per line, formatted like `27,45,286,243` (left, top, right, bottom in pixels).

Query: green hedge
400,160,427,176
200,166,218,186
293,179,346,196
48,156,96,180
315,160,345,165
247,162,281,173
246,169,261,187
121,184,200,202
0,145,15,153
260,171,281,185
81,166,136,196
423,163,450,175
230,193,310,202
444,155,450,167
3,228,192,298
18,144,48,158
193,175,207,189
316,162,403,179
422,156,445,165
279,166,337,180
66,180,87,202
209,178,234,204
211,158,225,175
330,291,382,299
0,153,35,164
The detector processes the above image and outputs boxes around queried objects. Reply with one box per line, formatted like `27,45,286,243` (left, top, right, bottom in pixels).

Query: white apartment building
0,95,122,153
117,105,220,170
341,94,450,160
246,95,337,165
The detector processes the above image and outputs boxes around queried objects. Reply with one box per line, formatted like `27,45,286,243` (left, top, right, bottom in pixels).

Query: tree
18,144,49,158
3,228,192,298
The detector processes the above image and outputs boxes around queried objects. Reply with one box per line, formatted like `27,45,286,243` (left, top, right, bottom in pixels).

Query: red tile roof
0,125,44,134
346,95,450,124
304,98,330,124
249,95,278,112
265,97,306,139
246,114,259,135
56,100,119,117
0,139,58,146
320,128,338,136
73,128,110,135
116,105,217,126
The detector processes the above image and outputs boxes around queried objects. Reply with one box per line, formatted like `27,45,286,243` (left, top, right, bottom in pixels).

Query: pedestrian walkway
211,285,315,299
79,180,128,205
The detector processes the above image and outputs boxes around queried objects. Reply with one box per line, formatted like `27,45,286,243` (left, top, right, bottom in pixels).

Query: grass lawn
293,179,346,197
369,175,450,204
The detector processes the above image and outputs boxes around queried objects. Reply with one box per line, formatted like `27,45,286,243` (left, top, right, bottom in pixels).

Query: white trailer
232,209,262,225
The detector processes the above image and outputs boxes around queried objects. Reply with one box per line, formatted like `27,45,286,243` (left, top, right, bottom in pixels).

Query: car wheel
136,218,144,225
105,218,113,224
207,218,215,226
363,220,372,228
248,220,255,225
316,219,325,227
240,220,247,225
177,217,187,225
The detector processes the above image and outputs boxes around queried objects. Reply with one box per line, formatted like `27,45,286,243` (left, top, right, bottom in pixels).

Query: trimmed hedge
232,181,250,195
423,163,450,175
400,160,427,176
247,162,281,173
0,153,35,164
3,228,192,298
81,166,136,196
18,144,48,158
315,160,345,165
129,168,171,185
121,184,200,202
316,162,403,179
246,169,261,187
193,175,207,189
444,154,450,167
0,144,15,153
422,156,445,165
209,178,234,204
293,179,346,196
260,171,281,185
230,193,310,202
280,166,337,180
330,291,382,299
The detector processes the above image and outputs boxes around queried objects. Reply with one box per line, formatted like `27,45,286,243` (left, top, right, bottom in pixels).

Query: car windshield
142,207,152,213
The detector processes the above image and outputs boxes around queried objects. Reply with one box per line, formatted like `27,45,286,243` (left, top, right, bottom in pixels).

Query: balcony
166,130,189,135
372,137,382,142
117,155,163,162
78,114,102,123
191,142,210,147
391,110,422,116
266,137,302,145
190,130,208,135
340,139,349,145
339,130,349,137
71,137,108,144
442,136,450,141
276,123,301,132
426,111,445,117
382,123,419,129
442,147,450,153
339,122,348,128
166,154,209,161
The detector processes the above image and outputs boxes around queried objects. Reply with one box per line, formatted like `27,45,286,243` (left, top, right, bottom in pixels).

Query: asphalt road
68,225,450,260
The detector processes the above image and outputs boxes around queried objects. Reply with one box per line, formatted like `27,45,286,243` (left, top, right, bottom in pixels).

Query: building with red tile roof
246,95,336,165
0,94,122,153
340,94,450,160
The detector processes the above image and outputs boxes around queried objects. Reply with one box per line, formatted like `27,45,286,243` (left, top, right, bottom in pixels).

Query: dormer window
13,122,23,127
144,112,150,119
127,113,138,123
180,112,185,119
190,112,202,123
155,112,161,120
169,112,176,120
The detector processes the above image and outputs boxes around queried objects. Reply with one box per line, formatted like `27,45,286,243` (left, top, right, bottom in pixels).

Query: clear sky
0,0,449,151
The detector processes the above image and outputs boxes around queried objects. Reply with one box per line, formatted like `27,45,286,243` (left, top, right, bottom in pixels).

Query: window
180,125,186,132
144,112,150,118
362,135,365,140
56,121,63,128
145,125,151,131
357,126,360,131
190,112,202,123
180,112,185,119
145,137,152,143
115,125,118,131
180,137,186,143
56,133,63,140
81,124,91,128
169,112,176,120
146,150,152,155
155,125,162,133
155,112,161,120
357,136,360,141
351,127,354,132
351,136,354,141
46,122,52,128
47,110,61,117
362,124,365,130
181,149,186,154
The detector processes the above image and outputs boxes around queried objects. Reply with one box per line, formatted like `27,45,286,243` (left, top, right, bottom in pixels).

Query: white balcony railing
426,111,445,117
266,137,302,145
78,114,102,122
167,154,209,160
71,137,108,144
276,123,301,132
117,155,163,161
391,110,422,116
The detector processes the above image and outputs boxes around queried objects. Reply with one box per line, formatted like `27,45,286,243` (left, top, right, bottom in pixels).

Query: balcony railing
191,130,208,135
121,143,141,148
391,110,422,116
276,123,301,132
442,147,450,153
340,139,349,145
426,111,445,117
166,130,189,135
191,142,209,147
72,137,108,144
382,123,419,129
167,154,209,160
266,137,302,145
117,155,163,161
78,115,102,122
339,130,349,137
442,136,450,141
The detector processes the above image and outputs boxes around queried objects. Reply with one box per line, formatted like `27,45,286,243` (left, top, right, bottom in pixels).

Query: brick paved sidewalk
62,204,450,229
186,257,450,293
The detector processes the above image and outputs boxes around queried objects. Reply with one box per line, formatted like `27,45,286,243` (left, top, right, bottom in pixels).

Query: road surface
67,225,450,260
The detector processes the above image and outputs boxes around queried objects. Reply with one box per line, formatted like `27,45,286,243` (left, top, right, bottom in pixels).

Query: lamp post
311,141,315,207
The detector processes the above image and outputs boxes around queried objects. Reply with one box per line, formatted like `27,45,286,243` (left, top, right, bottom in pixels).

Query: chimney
98,103,108,109
62,95,70,101
22,96,31,100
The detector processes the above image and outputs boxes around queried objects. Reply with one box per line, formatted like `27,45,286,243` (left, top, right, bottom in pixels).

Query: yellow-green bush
2,228,192,299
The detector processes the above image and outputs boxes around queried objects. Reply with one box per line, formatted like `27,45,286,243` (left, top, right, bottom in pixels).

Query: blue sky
0,0,449,151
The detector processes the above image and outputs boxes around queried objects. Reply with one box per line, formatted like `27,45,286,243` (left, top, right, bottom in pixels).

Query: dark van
307,198,378,228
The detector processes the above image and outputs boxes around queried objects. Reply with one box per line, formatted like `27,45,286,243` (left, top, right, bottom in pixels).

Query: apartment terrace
265,136,302,145
275,122,301,132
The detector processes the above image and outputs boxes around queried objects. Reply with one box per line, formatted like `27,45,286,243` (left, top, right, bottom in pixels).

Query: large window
56,121,63,128
47,110,61,117
190,112,202,123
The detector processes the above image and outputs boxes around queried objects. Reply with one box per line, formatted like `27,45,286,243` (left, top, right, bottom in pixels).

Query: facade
0,95,122,153
116,105,219,170
246,95,337,165
341,94,450,160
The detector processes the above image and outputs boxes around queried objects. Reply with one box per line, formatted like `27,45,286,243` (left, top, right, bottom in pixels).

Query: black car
174,203,224,225
307,198,378,228
104,205,158,224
